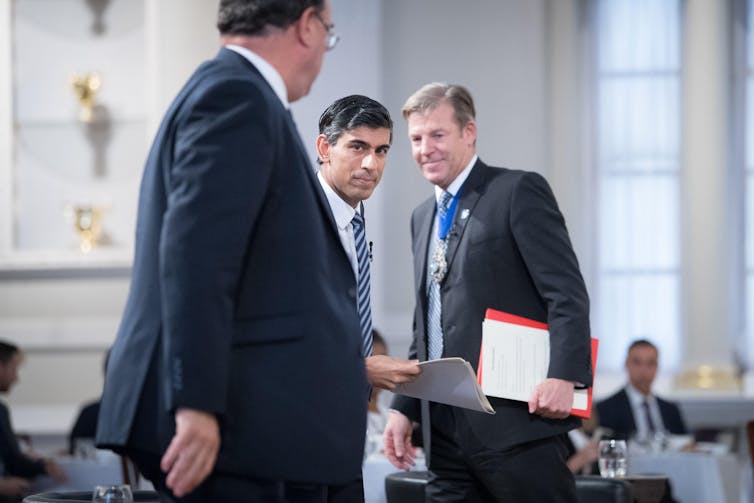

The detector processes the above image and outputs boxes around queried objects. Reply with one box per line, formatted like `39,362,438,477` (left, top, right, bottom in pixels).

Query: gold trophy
64,204,103,253
69,72,101,123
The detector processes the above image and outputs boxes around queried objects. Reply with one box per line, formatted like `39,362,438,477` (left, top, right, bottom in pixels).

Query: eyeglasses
314,12,340,51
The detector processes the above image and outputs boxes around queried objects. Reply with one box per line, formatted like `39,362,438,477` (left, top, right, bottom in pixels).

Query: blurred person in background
0,341,65,501
597,339,687,442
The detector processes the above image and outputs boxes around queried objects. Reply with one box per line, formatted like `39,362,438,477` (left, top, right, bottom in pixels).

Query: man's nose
362,152,377,170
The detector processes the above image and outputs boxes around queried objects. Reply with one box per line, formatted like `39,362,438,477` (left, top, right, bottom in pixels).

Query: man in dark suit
0,341,65,501
96,2,368,502
597,339,687,441
315,95,421,393
383,83,592,502
314,95,421,501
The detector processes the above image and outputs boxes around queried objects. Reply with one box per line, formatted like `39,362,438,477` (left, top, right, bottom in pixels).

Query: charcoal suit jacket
392,159,592,452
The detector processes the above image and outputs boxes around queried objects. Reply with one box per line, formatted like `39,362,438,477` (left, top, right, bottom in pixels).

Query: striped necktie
427,191,454,360
352,212,373,357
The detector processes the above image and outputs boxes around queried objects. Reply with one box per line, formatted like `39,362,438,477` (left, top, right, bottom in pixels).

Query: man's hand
365,355,421,390
0,476,30,499
383,411,417,470
44,459,67,483
528,378,574,419
160,408,220,497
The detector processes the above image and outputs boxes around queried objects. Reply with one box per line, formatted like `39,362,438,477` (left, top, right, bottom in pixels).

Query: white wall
374,0,550,359
2,0,741,436
0,0,219,428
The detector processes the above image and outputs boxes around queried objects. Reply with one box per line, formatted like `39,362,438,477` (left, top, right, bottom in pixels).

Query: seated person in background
564,415,602,475
68,402,99,457
367,330,389,441
0,340,65,496
597,339,687,441
68,350,109,455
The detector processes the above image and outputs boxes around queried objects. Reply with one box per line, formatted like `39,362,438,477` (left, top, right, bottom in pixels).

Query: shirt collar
224,44,289,109
626,384,655,406
434,154,478,203
317,171,359,229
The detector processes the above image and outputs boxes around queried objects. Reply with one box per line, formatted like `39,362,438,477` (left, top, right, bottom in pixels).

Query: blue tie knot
438,191,453,217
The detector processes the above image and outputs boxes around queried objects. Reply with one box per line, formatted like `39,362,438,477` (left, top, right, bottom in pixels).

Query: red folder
477,308,598,419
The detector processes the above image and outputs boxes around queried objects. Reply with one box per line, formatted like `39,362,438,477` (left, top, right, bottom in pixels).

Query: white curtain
746,0,754,365
593,0,681,370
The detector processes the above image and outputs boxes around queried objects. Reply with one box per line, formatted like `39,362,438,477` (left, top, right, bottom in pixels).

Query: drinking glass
598,439,627,478
92,484,133,503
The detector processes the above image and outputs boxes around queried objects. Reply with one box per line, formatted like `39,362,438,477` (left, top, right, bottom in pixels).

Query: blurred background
0,0,751,456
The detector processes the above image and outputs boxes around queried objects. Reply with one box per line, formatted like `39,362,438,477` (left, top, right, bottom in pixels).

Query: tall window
593,0,682,370
746,0,754,365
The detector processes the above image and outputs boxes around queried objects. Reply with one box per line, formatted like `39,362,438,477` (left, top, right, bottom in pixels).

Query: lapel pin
460,209,470,220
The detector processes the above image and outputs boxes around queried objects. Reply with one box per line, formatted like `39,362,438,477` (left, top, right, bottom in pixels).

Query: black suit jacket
0,401,46,478
596,388,687,439
69,400,100,454
96,48,367,484
392,160,591,450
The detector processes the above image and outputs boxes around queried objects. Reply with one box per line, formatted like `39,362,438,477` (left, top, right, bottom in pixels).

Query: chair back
575,475,633,503
385,471,430,503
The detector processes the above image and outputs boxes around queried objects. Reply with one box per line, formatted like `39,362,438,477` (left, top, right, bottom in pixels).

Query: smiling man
383,83,591,502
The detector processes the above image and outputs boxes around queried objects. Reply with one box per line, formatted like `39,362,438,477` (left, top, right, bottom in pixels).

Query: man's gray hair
401,82,476,129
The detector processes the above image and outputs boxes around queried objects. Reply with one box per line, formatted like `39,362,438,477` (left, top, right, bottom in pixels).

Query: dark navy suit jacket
596,388,687,440
392,160,592,451
0,401,46,479
96,48,367,484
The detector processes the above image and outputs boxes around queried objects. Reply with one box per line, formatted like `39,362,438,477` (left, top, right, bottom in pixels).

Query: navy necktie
427,191,453,360
352,212,373,357
642,400,656,433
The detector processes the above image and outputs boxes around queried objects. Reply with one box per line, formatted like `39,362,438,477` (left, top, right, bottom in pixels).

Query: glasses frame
314,11,340,51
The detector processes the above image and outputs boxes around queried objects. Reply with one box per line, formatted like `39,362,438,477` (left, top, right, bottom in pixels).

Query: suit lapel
444,160,488,275
414,198,435,295
283,113,342,237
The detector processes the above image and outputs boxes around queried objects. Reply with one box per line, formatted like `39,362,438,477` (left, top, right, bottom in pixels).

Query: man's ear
316,134,331,163
292,6,319,49
463,120,477,146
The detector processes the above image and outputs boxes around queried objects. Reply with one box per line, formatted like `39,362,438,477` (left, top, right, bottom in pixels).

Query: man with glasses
96,1,366,502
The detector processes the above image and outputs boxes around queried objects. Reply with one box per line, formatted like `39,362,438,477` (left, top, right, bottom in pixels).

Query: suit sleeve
159,78,276,415
509,171,592,385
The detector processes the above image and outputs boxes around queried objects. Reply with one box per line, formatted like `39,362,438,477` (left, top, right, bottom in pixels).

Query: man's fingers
165,442,214,497
528,387,539,414
160,436,182,473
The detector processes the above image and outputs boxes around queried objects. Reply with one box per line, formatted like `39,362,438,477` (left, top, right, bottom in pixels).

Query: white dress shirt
625,384,666,438
316,171,361,279
224,44,289,109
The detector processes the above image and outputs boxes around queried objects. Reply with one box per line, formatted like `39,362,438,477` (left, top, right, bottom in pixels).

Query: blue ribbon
437,190,461,240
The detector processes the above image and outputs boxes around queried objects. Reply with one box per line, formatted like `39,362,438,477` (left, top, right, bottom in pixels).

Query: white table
363,453,427,503
628,452,740,503
32,451,127,494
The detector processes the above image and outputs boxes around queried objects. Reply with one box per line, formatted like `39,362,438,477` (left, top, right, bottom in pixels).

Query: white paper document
393,357,495,414
480,317,589,412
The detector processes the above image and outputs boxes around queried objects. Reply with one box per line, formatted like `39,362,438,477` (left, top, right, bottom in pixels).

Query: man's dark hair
0,341,20,364
627,338,657,355
318,94,393,150
217,0,323,36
